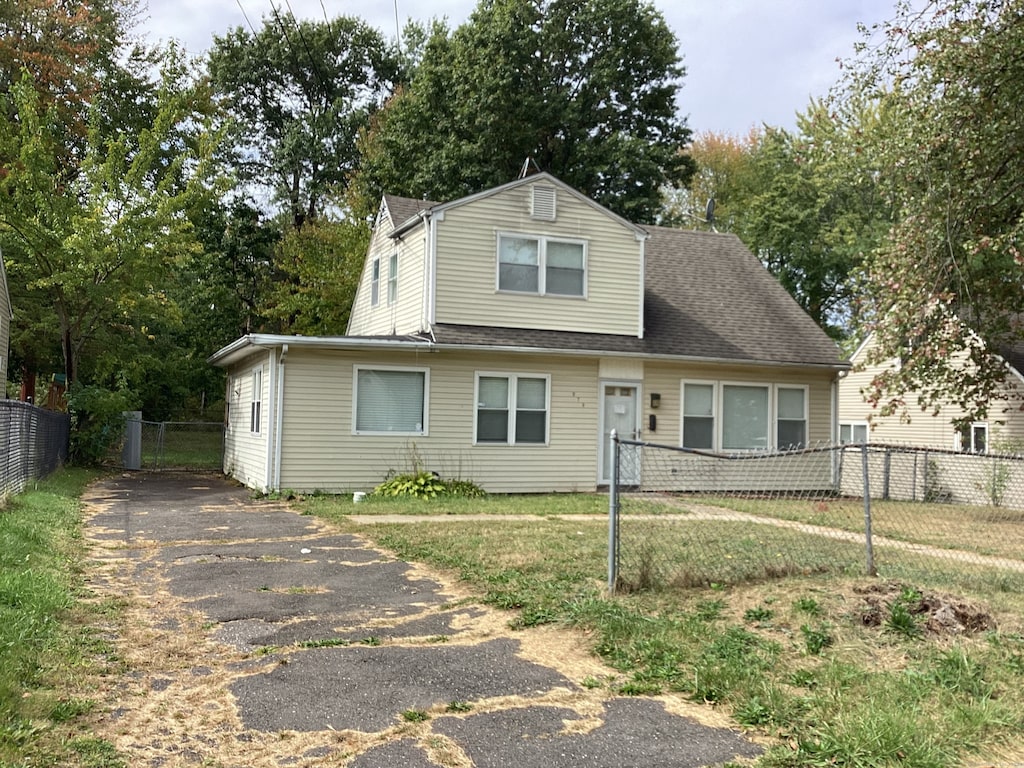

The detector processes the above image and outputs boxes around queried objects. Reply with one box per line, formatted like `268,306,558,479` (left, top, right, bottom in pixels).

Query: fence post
608,429,620,594
861,443,876,576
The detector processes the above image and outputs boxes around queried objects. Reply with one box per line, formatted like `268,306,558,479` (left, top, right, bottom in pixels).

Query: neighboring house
0,248,11,392
210,173,847,494
838,332,1024,453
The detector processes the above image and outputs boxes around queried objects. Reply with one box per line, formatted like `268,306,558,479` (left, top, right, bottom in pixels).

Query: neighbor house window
387,252,398,305
839,422,868,444
354,367,428,435
497,234,585,297
957,422,988,454
475,373,549,444
370,258,380,307
776,386,807,449
721,384,770,451
250,368,262,434
681,381,715,450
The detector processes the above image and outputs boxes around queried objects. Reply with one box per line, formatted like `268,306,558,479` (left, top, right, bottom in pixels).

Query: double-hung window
354,367,428,435
681,381,715,450
387,252,398,305
776,386,807,449
250,368,263,434
475,373,549,445
497,234,585,297
370,258,380,307
957,422,988,454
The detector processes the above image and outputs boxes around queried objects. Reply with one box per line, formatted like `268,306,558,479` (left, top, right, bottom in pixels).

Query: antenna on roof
518,156,542,179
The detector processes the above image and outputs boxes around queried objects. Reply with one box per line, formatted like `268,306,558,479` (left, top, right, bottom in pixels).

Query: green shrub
66,386,137,466
370,472,486,499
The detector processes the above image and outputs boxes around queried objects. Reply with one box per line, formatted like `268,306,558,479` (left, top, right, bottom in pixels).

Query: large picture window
683,381,810,451
497,233,585,297
354,367,428,435
722,384,770,450
476,373,549,445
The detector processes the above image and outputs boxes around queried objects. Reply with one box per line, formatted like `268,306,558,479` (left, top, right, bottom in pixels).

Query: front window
354,367,428,435
721,384,770,451
776,386,807,449
681,382,714,450
497,233,585,297
475,373,549,444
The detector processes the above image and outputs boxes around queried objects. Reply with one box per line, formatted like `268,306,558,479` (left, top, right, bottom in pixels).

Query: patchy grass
304,492,1024,768
0,468,127,768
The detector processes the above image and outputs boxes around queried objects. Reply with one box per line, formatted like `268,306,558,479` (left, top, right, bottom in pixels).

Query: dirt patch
854,581,997,636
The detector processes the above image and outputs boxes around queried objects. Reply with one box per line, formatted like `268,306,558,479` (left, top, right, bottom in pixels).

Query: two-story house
210,173,848,494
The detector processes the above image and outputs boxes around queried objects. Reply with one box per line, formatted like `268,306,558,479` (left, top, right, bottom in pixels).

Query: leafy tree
208,12,402,229
0,50,219,388
846,0,1024,424
350,0,694,224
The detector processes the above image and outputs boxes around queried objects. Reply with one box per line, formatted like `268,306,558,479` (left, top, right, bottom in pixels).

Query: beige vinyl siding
348,222,428,336
0,284,8,383
276,348,602,493
223,353,272,491
433,182,642,336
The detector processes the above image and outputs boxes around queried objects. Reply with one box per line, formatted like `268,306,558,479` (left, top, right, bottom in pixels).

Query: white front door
601,384,640,485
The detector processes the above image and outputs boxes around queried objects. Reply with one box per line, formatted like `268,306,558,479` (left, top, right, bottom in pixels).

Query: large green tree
350,0,694,223
208,12,402,229
847,0,1024,424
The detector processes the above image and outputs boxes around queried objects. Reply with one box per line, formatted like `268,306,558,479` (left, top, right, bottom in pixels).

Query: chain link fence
608,436,1024,594
0,400,70,500
123,419,224,471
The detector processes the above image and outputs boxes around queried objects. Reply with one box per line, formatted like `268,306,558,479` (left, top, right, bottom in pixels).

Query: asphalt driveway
82,472,763,767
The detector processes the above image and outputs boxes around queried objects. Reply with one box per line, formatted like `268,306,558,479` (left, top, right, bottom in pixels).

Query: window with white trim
370,258,380,307
776,386,807,449
681,381,715,450
722,384,770,451
354,367,428,435
681,381,810,451
475,373,549,444
957,422,988,454
387,252,398,305
250,368,262,434
839,422,868,444
497,233,585,297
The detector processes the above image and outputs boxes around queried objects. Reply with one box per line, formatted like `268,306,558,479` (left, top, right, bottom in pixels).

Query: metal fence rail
0,400,70,500
123,419,224,471
609,436,1024,594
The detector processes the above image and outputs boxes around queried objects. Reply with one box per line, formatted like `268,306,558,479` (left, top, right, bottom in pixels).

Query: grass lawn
0,469,125,768
307,491,1024,768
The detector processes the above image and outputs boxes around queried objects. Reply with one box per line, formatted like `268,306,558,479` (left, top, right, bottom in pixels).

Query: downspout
273,344,288,492
263,349,276,493
428,213,438,326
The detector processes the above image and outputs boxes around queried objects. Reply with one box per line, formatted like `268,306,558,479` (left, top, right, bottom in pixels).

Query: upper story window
388,252,398,305
497,233,586,297
370,258,381,307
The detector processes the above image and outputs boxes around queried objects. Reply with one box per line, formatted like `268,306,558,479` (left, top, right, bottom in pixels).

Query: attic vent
531,185,556,221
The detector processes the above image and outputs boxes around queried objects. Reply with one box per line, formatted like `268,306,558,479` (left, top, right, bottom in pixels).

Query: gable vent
531,185,557,221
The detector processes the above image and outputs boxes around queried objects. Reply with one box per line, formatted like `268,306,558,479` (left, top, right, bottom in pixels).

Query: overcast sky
137,0,899,137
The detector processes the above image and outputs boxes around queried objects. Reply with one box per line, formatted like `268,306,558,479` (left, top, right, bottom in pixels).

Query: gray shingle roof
383,194,435,229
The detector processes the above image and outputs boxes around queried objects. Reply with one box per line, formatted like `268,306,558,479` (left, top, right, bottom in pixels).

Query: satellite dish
705,198,716,224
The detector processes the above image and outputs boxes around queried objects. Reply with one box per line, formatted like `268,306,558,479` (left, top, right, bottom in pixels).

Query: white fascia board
208,334,435,368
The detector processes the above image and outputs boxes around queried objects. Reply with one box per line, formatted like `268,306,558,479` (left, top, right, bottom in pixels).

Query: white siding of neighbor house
347,216,428,336
839,334,1024,450
232,348,840,495
222,352,272,491
432,181,643,336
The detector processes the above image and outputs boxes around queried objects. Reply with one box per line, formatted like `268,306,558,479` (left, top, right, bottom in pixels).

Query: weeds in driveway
304,494,1024,768
0,468,128,768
